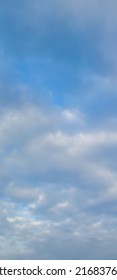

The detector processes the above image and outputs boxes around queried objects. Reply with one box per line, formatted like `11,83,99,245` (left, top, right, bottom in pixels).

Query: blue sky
0,0,117,259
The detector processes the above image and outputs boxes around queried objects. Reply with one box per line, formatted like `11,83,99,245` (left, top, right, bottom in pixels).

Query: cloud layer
0,0,117,259
0,102,117,259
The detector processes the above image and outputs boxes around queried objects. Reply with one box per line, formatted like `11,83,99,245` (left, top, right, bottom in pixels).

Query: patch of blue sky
0,0,117,260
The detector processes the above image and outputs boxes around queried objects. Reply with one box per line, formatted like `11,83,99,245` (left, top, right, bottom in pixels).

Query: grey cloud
0,103,116,188
0,103,117,259
1,197,117,259
0,0,117,260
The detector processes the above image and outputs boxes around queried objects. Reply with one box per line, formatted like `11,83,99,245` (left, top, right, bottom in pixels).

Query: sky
0,0,117,260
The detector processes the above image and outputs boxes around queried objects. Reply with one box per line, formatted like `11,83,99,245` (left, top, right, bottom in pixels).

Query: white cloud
56,201,70,209
1,195,117,259
0,0,117,260
0,103,116,185
0,102,117,259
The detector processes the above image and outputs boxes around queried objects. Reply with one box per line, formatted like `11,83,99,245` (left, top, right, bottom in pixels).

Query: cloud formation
0,0,117,259
0,101,117,259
